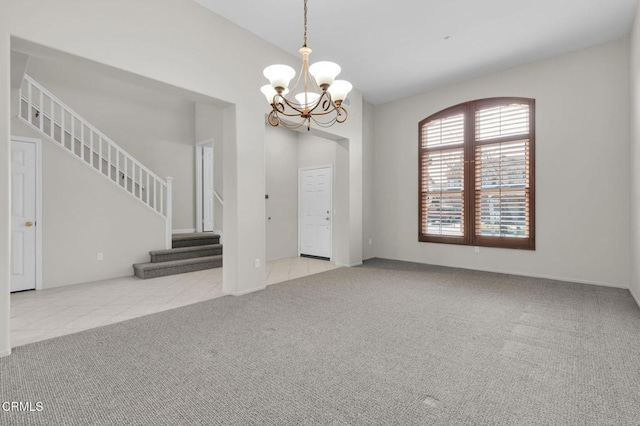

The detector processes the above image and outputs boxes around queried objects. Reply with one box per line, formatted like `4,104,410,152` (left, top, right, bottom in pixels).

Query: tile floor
265,256,338,285
10,256,337,347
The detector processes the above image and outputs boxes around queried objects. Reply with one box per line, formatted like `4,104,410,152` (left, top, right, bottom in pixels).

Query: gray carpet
1,258,640,425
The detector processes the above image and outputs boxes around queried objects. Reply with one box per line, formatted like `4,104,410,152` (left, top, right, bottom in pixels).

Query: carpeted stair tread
172,232,220,241
133,233,223,278
172,233,220,248
133,255,222,279
134,255,222,270
149,244,222,263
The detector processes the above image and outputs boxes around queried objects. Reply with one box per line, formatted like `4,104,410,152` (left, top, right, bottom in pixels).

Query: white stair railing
19,75,173,249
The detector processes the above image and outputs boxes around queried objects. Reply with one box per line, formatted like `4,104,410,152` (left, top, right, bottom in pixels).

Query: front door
11,139,37,292
299,167,332,259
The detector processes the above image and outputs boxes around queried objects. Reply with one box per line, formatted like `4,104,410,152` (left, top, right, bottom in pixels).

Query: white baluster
19,82,23,120
50,97,55,138
146,173,150,206
123,156,128,189
165,177,174,249
90,131,94,168
81,122,85,161
72,117,78,157
61,110,66,149
28,83,33,126
39,90,44,132
138,164,143,200
99,137,103,174
116,149,121,185
107,142,111,180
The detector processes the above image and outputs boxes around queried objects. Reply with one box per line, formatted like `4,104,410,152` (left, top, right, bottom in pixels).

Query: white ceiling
194,0,638,105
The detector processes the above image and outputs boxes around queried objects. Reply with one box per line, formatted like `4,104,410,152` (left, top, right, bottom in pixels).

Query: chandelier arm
267,110,281,127
274,99,285,113
277,98,306,115
305,91,333,115
278,118,308,130
286,60,306,96
274,110,309,118
307,108,340,117
310,115,338,128
308,69,322,92
279,103,339,118
274,93,341,117
335,107,348,123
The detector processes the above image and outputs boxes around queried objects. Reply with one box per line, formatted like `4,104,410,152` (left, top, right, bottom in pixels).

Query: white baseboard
224,286,265,297
0,348,11,358
474,268,626,289
375,257,628,289
172,228,196,234
477,269,627,289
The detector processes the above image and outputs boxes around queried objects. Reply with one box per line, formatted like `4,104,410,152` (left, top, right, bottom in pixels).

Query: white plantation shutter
475,140,530,238
422,148,464,236
419,110,466,242
475,103,529,141
423,114,465,148
419,98,535,249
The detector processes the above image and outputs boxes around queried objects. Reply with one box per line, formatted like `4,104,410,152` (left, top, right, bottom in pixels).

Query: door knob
25,221,33,227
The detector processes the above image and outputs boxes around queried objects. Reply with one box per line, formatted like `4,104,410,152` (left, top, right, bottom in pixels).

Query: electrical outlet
368,239,372,245
97,252,104,261
255,258,260,268
474,247,480,253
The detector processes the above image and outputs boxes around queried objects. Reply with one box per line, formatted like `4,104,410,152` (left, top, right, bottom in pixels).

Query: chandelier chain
303,0,308,47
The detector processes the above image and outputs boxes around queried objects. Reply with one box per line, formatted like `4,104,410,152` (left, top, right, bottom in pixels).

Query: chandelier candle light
260,0,352,130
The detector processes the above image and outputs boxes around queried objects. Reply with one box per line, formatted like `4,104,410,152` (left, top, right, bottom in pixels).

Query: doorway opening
196,139,215,233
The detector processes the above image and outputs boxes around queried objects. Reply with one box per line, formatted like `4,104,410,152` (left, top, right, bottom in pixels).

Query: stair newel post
165,177,174,249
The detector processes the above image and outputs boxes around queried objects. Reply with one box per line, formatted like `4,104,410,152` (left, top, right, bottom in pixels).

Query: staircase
133,233,223,279
18,75,223,281
18,74,174,248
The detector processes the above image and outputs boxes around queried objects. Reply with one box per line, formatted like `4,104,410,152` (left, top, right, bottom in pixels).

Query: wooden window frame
418,97,535,250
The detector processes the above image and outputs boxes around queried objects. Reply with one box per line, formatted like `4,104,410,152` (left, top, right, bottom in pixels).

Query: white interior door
202,145,214,232
299,167,332,259
11,140,37,292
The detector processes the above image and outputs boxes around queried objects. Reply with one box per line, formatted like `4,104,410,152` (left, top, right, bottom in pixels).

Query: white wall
362,101,375,260
41,141,165,288
0,31,10,356
630,5,640,303
298,133,337,168
9,117,166,288
265,125,298,260
0,0,366,356
374,39,631,288
21,56,197,230
264,126,338,261
195,102,224,232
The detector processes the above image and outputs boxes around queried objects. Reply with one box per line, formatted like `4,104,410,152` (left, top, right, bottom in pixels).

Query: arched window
419,97,535,250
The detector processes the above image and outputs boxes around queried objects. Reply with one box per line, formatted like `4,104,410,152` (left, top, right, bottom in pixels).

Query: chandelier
260,0,352,131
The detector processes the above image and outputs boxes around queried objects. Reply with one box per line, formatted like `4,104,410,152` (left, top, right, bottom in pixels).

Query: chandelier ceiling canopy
260,0,352,131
